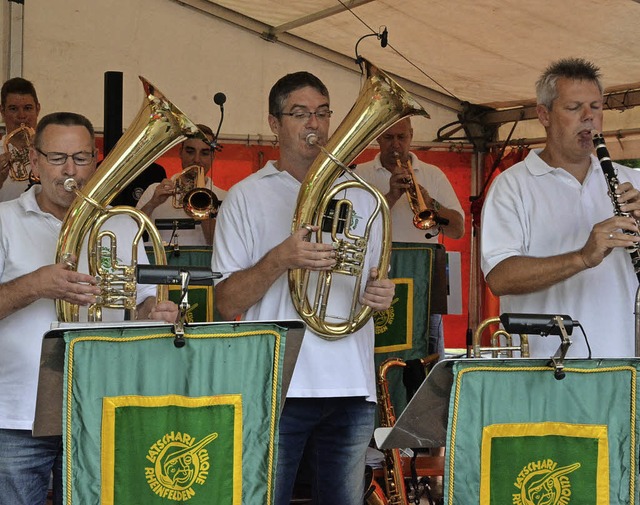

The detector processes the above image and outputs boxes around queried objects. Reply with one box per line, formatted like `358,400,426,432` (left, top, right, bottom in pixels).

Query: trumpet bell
172,164,220,220
183,187,221,220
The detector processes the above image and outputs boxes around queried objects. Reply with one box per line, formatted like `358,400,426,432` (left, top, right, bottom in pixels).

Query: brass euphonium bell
289,58,430,339
171,164,221,220
56,77,208,322
3,123,35,181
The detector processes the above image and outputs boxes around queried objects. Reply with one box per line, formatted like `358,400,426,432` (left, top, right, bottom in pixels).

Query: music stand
33,319,305,436
375,358,454,450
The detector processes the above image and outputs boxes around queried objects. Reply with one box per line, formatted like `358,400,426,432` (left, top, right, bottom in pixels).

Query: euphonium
3,123,35,181
396,155,445,231
289,58,429,339
172,164,221,220
56,77,207,322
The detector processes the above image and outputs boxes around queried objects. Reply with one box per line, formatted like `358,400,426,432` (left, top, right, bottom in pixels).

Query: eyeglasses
279,109,333,121
35,148,95,166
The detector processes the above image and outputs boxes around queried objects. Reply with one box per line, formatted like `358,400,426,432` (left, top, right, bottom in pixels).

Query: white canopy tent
4,0,640,156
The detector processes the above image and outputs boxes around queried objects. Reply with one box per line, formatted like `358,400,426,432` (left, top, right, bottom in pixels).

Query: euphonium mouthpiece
63,178,78,192
305,133,319,146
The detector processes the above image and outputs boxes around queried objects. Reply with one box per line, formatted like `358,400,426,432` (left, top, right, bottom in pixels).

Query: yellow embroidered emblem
512,460,581,505
144,431,218,501
373,297,398,334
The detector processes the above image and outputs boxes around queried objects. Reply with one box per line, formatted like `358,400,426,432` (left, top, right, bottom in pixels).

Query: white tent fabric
3,0,640,154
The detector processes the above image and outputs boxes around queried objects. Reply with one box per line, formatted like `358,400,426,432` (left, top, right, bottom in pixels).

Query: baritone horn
289,58,430,339
171,164,221,220
3,123,35,181
56,76,208,322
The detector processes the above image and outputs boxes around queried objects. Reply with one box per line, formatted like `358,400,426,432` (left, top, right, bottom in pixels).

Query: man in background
0,77,41,201
137,123,227,246
357,117,465,357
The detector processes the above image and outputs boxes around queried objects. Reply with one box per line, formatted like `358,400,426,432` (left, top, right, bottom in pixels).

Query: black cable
576,322,592,360
338,0,459,100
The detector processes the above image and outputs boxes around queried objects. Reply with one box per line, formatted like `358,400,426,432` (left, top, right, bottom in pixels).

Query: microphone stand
173,270,191,348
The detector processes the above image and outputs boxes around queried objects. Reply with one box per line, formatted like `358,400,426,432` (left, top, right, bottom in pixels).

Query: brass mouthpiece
63,178,78,192
305,133,319,146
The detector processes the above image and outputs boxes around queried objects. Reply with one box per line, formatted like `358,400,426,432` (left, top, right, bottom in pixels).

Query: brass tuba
289,58,429,339
171,164,221,220
3,123,35,181
55,77,207,322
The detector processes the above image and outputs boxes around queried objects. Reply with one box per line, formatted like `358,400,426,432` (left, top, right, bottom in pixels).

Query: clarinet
592,130,640,282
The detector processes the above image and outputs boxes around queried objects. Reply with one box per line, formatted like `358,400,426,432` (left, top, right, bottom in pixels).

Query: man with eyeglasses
136,123,227,246
0,77,41,202
212,71,395,505
0,112,178,505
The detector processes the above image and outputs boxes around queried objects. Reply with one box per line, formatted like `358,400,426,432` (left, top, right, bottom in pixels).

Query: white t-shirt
212,161,384,402
481,149,640,358
356,152,464,243
137,177,227,246
0,186,156,430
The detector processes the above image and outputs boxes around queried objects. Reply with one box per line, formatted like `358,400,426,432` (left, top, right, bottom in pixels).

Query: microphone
213,92,226,107
500,313,576,336
380,27,388,48
211,92,226,152
136,265,222,286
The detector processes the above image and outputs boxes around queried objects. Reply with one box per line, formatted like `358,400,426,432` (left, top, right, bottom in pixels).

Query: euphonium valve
289,58,429,339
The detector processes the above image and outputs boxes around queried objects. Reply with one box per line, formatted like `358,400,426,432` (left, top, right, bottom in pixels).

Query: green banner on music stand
446,359,639,504
62,323,287,505
373,242,446,416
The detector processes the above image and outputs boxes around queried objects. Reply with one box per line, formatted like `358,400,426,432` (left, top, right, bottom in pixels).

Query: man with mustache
481,58,640,358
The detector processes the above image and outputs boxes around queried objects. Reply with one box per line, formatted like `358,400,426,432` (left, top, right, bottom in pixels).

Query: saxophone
592,131,640,279
369,357,409,505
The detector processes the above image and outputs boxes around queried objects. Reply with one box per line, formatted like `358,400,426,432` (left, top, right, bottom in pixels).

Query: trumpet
3,123,35,181
171,165,221,220
396,154,448,232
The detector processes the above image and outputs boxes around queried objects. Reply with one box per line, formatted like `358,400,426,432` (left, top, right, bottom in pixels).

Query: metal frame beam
483,87,640,126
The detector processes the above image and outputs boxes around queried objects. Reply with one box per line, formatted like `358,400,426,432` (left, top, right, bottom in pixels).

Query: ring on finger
609,233,614,239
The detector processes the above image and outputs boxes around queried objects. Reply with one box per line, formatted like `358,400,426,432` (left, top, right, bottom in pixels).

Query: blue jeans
0,429,63,505
275,397,375,505
429,313,445,359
